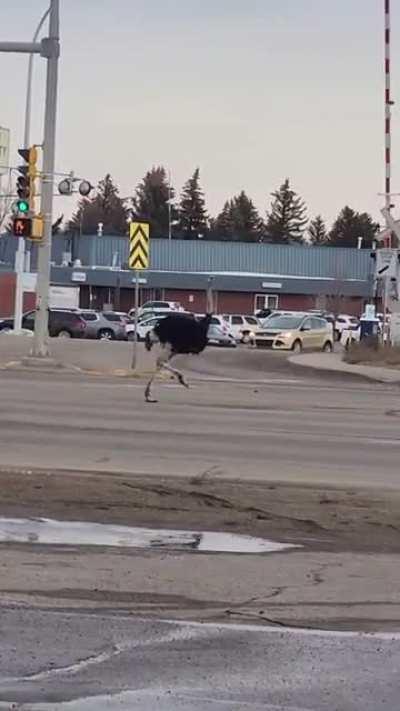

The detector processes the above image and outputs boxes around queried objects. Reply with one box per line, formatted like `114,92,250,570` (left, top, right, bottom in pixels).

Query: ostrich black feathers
145,313,212,355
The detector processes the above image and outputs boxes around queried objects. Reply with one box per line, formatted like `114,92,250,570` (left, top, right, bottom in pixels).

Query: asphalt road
0,348,400,488
0,610,399,710
1,350,400,708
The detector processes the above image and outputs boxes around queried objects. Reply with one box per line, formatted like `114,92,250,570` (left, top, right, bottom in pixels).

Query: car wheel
98,329,114,341
241,332,251,344
127,332,136,341
292,340,302,354
57,330,72,338
322,341,333,353
0,326,12,334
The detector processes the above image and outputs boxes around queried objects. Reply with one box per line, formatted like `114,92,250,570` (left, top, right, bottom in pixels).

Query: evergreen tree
212,193,264,242
308,215,328,246
69,174,128,235
327,206,379,248
211,200,235,240
132,166,176,239
230,191,264,242
265,178,308,244
178,168,208,239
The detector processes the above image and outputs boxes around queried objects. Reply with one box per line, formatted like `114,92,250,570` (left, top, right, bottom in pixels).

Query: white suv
334,314,359,340
135,301,183,317
223,314,260,343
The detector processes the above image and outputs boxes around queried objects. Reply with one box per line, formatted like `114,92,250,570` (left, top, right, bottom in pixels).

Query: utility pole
0,0,60,358
12,6,51,335
32,0,60,357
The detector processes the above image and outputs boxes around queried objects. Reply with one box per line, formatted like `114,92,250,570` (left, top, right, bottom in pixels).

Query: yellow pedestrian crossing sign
129,221,150,270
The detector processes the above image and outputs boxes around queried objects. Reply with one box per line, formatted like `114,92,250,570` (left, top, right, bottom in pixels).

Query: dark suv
0,309,86,338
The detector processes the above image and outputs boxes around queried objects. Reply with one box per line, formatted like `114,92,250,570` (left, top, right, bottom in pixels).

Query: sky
1,0,400,229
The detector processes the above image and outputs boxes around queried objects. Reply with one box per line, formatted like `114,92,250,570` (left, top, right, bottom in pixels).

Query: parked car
101,311,132,326
78,310,127,340
126,315,167,341
334,314,359,341
254,308,272,320
0,309,87,338
207,323,237,347
136,309,177,323
222,314,260,343
254,313,334,353
197,315,235,339
134,301,183,317
259,310,299,328
0,318,13,333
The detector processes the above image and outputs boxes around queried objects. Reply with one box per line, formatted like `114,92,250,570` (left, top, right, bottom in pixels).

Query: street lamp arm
0,41,42,53
25,6,51,147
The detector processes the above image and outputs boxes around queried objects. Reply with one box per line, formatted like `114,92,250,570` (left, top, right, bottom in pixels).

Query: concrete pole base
21,356,61,369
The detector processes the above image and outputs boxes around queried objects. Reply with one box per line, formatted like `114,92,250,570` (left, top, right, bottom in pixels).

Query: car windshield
265,316,304,329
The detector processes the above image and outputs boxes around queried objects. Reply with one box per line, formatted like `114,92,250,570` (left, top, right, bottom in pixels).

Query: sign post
128,221,150,370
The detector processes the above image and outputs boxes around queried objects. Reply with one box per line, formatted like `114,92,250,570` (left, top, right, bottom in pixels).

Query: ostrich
144,313,213,402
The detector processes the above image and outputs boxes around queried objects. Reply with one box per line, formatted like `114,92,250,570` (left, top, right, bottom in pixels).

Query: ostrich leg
144,347,188,402
161,355,189,390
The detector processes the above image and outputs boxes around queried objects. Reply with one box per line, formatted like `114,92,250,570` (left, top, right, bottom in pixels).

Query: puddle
0,518,300,554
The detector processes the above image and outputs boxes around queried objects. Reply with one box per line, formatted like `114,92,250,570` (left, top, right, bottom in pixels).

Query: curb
0,360,155,379
288,354,400,385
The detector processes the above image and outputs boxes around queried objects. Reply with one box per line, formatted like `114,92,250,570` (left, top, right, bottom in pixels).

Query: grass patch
344,341,400,367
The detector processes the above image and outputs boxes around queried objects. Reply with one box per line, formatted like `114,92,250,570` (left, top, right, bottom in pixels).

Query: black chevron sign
129,221,150,270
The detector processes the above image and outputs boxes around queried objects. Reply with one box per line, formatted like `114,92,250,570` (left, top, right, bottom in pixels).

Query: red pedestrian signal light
13,217,32,238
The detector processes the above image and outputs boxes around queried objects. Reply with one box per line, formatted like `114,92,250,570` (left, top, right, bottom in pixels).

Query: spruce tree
327,206,379,248
265,178,308,244
133,166,176,238
178,168,208,239
69,174,128,235
212,193,264,242
308,215,328,245
211,200,235,240
230,191,264,242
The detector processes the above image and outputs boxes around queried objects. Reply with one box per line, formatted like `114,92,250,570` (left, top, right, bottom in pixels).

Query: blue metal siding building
0,233,374,315
64,235,372,281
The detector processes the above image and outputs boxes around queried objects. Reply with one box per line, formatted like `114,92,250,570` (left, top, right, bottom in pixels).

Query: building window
255,294,279,312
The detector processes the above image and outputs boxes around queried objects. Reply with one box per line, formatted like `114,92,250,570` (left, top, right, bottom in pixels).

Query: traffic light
16,146,38,214
13,217,32,238
12,215,44,241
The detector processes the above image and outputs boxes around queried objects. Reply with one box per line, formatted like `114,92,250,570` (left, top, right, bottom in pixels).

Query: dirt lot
1,467,400,554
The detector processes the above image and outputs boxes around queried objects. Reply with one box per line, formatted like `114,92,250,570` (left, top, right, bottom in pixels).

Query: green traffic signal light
17,199,29,214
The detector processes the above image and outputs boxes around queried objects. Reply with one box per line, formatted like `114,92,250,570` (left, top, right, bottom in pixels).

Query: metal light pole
32,0,60,357
25,6,51,148
13,6,51,334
